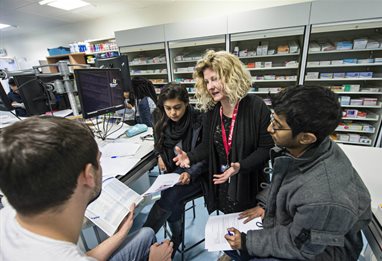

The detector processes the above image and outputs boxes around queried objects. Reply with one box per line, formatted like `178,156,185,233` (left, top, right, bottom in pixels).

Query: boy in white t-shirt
0,116,173,261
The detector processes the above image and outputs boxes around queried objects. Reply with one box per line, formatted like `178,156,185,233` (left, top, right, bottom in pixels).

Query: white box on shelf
353,38,368,49
337,134,350,141
306,72,319,79
264,62,272,68
319,60,331,65
307,61,320,66
340,96,351,105
331,60,343,65
349,134,361,142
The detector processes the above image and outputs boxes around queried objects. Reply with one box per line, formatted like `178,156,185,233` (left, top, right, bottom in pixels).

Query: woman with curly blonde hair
174,50,274,217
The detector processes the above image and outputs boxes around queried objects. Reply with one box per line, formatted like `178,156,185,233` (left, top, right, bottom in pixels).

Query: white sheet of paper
101,142,141,157
85,177,143,236
100,156,140,177
205,212,263,251
143,173,180,196
45,109,73,117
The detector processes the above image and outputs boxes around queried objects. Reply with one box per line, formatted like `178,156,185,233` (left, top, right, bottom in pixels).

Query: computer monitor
13,74,51,116
74,68,125,119
95,55,132,91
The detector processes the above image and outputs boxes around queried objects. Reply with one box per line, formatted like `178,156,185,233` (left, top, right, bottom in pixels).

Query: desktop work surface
96,127,156,185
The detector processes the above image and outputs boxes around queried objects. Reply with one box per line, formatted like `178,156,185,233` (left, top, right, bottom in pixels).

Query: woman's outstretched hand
173,146,190,168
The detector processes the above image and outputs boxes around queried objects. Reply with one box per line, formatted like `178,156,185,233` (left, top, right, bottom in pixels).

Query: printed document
85,174,180,236
85,176,144,236
205,212,263,251
100,141,141,157
143,173,180,196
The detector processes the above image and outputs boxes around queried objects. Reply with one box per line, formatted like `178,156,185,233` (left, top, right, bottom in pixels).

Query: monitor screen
95,55,132,91
75,68,125,119
13,74,50,116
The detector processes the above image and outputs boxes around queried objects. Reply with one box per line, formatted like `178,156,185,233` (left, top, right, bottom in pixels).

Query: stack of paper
205,212,262,251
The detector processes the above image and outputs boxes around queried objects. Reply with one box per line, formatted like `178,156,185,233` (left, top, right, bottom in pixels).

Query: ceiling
0,0,312,38
0,0,157,37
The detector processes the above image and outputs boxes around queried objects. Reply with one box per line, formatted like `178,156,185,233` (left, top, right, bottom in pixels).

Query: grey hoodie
245,138,372,260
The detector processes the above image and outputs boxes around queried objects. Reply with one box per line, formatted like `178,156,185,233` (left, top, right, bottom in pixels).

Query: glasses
269,113,291,132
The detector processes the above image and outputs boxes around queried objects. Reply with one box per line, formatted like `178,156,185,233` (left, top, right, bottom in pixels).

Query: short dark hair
0,116,98,215
8,78,16,86
271,85,342,143
153,83,189,151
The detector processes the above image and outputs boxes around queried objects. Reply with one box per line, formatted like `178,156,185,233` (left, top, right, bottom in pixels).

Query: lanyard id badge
220,101,240,177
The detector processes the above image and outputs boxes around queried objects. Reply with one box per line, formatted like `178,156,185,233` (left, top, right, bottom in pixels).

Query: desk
339,144,382,260
96,128,156,186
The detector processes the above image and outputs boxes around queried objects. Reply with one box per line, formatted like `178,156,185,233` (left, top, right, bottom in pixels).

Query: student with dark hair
7,77,27,117
131,77,157,127
143,83,205,256
0,116,173,261
224,86,372,261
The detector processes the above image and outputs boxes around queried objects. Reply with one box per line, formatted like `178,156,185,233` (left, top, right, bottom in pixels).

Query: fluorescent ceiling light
0,23,11,29
39,0,90,11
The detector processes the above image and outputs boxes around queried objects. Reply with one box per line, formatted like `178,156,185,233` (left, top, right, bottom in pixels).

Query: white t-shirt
0,206,96,261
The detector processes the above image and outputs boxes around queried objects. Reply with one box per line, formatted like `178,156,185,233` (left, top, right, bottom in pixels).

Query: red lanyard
220,101,239,164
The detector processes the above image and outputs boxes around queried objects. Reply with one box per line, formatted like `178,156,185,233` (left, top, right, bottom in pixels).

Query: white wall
1,0,309,69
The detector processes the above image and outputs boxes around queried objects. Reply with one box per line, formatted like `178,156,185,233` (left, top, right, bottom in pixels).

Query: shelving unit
84,38,119,65
119,43,170,91
305,21,382,146
46,53,86,73
230,27,305,98
169,36,226,95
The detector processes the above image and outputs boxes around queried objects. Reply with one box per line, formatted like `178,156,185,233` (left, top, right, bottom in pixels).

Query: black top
188,94,274,213
7,91,27,117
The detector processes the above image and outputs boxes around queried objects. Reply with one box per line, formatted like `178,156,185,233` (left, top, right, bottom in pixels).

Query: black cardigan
188,94,274,213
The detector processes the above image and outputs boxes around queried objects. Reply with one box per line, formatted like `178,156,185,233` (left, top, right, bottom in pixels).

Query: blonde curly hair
193,50,252,111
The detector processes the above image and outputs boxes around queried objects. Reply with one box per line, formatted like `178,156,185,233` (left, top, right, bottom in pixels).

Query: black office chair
163,191,205,261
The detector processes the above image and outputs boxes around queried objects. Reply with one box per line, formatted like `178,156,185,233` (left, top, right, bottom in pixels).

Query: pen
227,230,234,236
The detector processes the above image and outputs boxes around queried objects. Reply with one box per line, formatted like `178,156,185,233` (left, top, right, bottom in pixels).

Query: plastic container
47,46,70,56
126,124,148,137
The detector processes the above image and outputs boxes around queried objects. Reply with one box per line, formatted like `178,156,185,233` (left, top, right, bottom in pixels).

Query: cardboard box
353,38,368,49
340,96,351,105
362,98,378,106
350,99,363,105
349,134,361,142
320,73,333,79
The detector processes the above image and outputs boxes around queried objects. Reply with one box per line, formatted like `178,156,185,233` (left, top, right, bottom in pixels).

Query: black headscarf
161,106,194,172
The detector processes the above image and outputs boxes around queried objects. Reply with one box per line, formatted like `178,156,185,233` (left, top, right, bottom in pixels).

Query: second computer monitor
95,55,132,91
75,68,125,119
13,74,50,116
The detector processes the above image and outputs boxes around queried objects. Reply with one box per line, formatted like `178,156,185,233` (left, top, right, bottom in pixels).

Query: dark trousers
226,250,290,261
157,180,202,222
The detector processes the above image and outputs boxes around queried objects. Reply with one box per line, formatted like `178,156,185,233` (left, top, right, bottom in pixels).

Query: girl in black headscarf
143,83,206,256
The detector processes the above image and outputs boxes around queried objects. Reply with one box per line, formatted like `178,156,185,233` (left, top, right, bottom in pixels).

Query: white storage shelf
342,115,379,122
334,140,372,146
86,50,119,55
248,66,298,71
309,48,382,54
129,62,167,67
334,92,382,95
335,128,375,134
174,60,199,64
252,79,296,83
307,63,382,68
306,78,382,81
238,52,300,59
341,102,382,109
